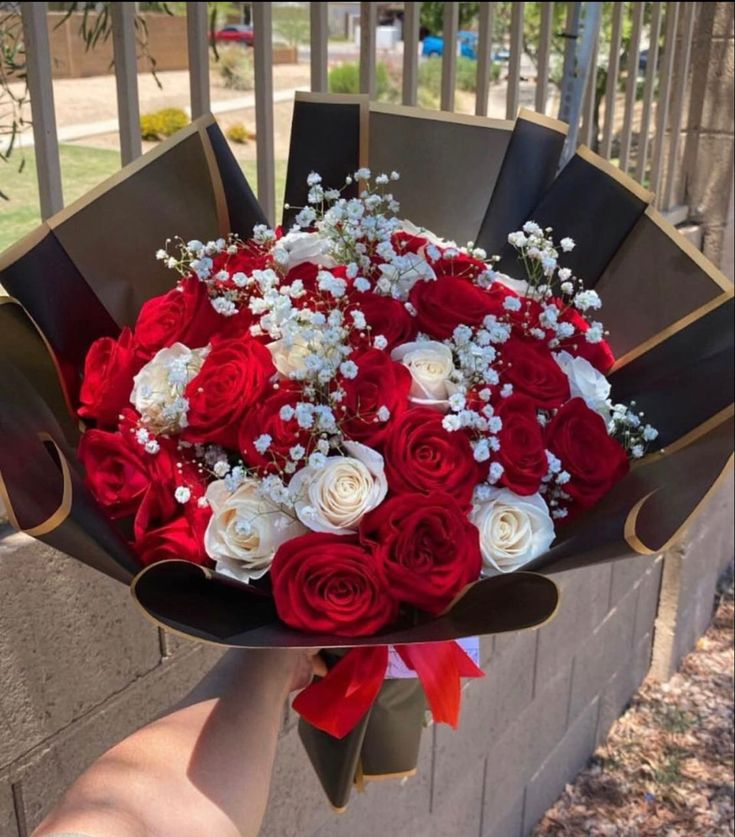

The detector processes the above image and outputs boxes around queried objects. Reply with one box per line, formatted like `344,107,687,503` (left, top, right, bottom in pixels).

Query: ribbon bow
293,640,484,739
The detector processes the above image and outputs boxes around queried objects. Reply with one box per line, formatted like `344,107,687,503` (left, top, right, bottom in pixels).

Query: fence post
187,2,211,118
21,2,63,218
111,2,142,165
252,2,276,224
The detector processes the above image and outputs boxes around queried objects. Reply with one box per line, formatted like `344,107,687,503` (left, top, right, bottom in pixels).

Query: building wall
0,472,732,836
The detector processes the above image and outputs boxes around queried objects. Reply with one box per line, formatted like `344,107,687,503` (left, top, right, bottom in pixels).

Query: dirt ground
533,577,735,837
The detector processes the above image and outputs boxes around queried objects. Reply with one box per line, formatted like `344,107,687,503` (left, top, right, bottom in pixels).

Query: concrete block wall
0,473,732,835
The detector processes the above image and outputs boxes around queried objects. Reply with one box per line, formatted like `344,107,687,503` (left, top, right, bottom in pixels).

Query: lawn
0,145,287,254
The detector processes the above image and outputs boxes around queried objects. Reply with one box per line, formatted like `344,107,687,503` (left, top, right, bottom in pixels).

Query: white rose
204,478,306,582
554,350,611,418
391,340,458,410
278,230,335,271
130,342,208,434
378,252,436,297
267,333,340,380
289,441,388,533
267,334,311,379
470,489,555,573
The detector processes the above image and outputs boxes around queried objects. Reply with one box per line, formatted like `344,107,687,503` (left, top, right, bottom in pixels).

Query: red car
214,24,254,47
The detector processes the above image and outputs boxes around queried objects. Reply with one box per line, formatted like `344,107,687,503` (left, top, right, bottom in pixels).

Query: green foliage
417,55,500,103
420,2,479,35
226,121,254,144
212,44,254,90
328,62,395,102
272,3,310,47
140,107,189,141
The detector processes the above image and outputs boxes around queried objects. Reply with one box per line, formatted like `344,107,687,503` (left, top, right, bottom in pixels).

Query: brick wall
1,471,732,836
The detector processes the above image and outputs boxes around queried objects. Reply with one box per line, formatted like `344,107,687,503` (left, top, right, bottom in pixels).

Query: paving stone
568,586,638,721
482,789,524,837
522,698,599,835
483,661,572,829
428,756,484,837
633,559,663,644
0,533,161,766
596,631,653,747
609,554,651,606
0,778,19,837
16,645,221,830
433,629,537,811
535,563,612,688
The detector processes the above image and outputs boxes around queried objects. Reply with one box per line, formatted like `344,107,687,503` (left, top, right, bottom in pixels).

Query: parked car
422,30,478,60
214,24,254,47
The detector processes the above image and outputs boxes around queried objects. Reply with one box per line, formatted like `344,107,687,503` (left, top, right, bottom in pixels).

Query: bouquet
0,103,731,810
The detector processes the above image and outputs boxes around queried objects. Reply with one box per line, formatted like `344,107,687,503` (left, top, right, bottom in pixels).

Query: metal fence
20,1,700,228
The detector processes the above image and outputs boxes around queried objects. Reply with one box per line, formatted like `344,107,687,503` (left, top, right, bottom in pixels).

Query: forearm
34,649,297,837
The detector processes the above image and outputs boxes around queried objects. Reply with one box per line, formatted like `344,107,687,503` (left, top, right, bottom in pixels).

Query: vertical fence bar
662,1,696,210
506,2,524,119
636,1,663,182
580,26,599,147
535,1,553,114
21,2,63,217
440,1,459,111
600,1,623,159
187,2,210,117
475,3,494,116
402,1,420,105
310,1,328,93
359,2,377,97
619,2,644,173
252,2,275,223
111,2,141,165
650,2,679,201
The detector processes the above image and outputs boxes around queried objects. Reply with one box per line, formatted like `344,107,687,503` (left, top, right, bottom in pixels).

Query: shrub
328,61,396,101
226,121,255,144
213,44,254,91
456,56,478,92
139,107,188,141
417,56,502,104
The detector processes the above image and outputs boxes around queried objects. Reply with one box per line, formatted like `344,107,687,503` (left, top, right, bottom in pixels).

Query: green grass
0,146,288,254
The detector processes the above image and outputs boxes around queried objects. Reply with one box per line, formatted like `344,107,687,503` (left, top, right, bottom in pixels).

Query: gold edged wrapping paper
0,116,264,392
494,142,653,283
129,562,560,649
282,98,567,248
298,677,426,811
282,91,369,229
0,363,138,583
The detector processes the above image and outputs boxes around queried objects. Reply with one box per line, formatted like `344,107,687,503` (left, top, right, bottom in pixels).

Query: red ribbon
292,641,484,739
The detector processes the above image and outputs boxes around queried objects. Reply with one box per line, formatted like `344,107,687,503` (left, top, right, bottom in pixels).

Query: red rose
348,292,418,351
239,383,313,473
78,425,177,519
184,337,275,448
271,532,398,637
360,492,481,614
383,407,481,505
392,230,429,254
409,277,511,340
556,306,615,373
133,506,211,567
499,336,570,409
495,394,548,495
432,251,488,281
545,398,629,509
134,276,222,356
78,327,143,428
339,349,411,447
